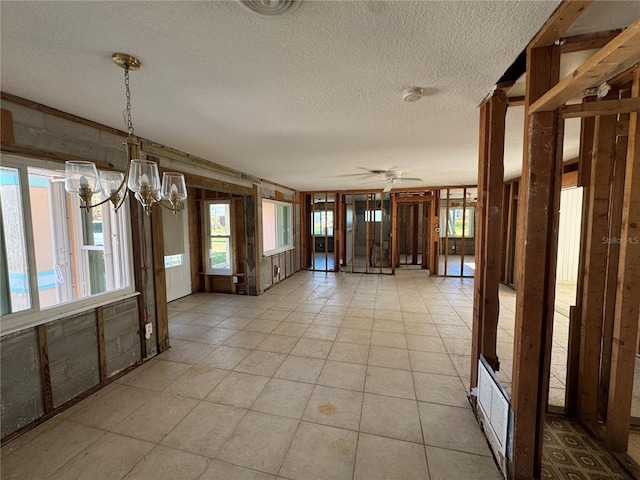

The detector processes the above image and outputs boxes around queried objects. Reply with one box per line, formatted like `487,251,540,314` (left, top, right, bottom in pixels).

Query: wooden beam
511,44,561,480
605,71,640,451
1,109,14,143
561,97,640,118
129,195,148,360
529,0,592,48
560,29,624,53
151,198,170,352
507,96,526,107
578,93,618,424
530,19,640,113
96,306,107,383
36,325,54,413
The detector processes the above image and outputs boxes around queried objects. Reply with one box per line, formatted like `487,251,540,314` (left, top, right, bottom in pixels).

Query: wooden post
471,92,506,387
577,93,618,424
510,44,561,480
96,306,107,383
36,325,54,413
605,71,640,451
151,200,169,352
129,195,148,360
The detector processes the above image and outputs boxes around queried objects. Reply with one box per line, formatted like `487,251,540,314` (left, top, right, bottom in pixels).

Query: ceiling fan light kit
237,0,301,17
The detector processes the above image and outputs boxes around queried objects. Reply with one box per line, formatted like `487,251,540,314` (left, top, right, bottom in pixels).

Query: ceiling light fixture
238,0,301,17
402,87,426,102
65,53,187,215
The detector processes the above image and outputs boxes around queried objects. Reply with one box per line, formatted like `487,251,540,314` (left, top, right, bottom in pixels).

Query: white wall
556,187,583,285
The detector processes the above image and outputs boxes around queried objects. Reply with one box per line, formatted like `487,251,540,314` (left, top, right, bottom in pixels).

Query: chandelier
64,53,187,215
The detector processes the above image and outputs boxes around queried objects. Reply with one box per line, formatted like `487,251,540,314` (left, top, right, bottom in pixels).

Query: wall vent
477,356,509,455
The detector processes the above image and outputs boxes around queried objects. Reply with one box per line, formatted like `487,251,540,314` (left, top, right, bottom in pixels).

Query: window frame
0,155,136,336
204,199,233,275
262,199,294,256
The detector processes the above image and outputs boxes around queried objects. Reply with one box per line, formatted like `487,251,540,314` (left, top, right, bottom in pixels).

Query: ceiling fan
338,168,423,192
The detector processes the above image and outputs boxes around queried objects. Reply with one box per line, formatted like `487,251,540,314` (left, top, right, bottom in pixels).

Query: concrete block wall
46,313,99,408
103,298,141,376
0,329,42,438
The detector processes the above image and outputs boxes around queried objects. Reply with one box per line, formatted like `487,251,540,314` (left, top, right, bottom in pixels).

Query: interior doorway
164,205,192,302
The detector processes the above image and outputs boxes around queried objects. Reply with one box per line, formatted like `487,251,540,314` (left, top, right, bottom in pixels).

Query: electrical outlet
233,275,238,284
145,323,153,339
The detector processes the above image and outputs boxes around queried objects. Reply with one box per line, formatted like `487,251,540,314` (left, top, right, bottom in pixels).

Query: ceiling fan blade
383,183,392,193
400,177,423,181
334,173,378,178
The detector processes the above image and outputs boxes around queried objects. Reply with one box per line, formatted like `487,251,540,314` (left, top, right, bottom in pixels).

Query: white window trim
204,200,233,275
262,198,294,257
0,155,136,334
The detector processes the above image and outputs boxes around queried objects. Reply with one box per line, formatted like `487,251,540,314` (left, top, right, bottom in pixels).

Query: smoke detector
238,0,301,16
402,87,426,102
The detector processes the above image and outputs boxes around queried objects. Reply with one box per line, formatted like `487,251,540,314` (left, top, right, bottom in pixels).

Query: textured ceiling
0,0,614,191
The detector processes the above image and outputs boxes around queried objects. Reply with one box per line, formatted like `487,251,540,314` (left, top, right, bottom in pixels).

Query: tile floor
1,269,503,480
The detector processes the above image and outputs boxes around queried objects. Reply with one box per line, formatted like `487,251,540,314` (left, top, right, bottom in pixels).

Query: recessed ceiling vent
238,0,301,17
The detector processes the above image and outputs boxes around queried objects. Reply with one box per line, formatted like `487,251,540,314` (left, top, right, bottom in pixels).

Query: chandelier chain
124,64,134,136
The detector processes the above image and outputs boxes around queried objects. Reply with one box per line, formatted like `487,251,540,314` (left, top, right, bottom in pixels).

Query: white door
164,206,192,302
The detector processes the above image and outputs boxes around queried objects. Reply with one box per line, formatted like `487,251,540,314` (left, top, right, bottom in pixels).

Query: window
440,206,475,238
262,199,293,255
312,211,333,236
164,254,184,268
0,156,133,334
205,201,232,274
365,210,382,222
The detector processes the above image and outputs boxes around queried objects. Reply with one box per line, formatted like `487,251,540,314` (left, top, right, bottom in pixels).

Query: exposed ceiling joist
529,0,593,48
560,29,624,53
529,19,640,113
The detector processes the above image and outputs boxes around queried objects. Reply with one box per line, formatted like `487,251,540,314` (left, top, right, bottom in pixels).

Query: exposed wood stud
605,71,640,451
129,194,148,360
529,0,592,48
36,325,54,413
560,29,625,53
561,98,640,118
530,19,640,113
1,109,15,143
96,306,107,383
150,194,170,352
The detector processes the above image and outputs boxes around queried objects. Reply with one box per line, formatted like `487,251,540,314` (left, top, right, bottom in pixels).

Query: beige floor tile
206,372,270,408
124,445,209,480
436,325,472,339
224,331,268,349
365,366,415,399
360,393,423,443
243,319,281,334
426,446,502,480
67,385,155,430
335,327,371,345
318,360,367,391
280,422,357,480
197,328,238,345
163,365,228,399
303,385,363,430
111,392,198,443
413,372,469,408
284,311,317,324
312,314,344,327
161,402,247,458
190,315,230,328
368,345,411,370
256,334,299,354
272,322,309,337
320,305,348,316
342,317,374,330
261,309,291,321
303,325,339,341
406,334,447,353
408,351,458,376
252,378,314,419
404,322,439,336
274,355,326,383
121,360,191,391
346,307,375,319
47,432,154,480
295,303,324,314
200,460,276,480
1,421,104,480
374,310,401,320
402,312,432,323
372,319,405,333
370,331,408,349
235,351,287,376
238,307,269,319
160,341,217,364
328,342,369,364
354,433,429,480
199,345,252,369
171,324,212,341
217,317,254,330
290,338,333,359
419,402,493,456
442,337,473,356
216,411,299,475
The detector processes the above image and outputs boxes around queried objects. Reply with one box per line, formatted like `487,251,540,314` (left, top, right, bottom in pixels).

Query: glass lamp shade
161,172,187,201
127,160,161,194
65,161,102,194
99,171,125,197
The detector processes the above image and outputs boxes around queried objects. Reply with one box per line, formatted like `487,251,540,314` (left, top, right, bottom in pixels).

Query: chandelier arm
155,199,180,213
80,192,120,210
114,190,129,213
